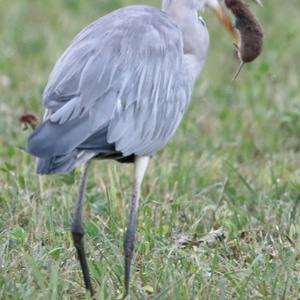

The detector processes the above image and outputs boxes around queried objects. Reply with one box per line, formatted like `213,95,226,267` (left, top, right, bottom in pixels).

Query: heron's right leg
71,161,94,296
124,156,150,296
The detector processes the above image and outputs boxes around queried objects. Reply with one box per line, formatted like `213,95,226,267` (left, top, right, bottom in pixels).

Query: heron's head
162,0,262,45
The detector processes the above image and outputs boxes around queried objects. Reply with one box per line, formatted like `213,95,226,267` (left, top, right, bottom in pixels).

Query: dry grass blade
174,227,226,249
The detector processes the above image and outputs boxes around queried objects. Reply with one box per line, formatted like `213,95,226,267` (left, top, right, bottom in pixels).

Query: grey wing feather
28,5,195,170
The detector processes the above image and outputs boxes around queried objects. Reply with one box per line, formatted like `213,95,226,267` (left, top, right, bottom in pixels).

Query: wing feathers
29,6,195,170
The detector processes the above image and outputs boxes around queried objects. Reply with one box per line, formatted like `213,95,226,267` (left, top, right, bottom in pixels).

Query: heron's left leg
71,161,94,296
124,156,150,295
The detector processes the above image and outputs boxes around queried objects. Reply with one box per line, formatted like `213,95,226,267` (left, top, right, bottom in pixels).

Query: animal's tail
35,150,79,175
27,118,117,175
27,114,93,175
27,91,119,175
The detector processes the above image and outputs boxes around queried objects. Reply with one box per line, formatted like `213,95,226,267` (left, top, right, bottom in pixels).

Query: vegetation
0,0,299,299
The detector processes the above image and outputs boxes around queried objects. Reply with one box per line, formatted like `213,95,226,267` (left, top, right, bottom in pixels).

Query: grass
0,0,300,299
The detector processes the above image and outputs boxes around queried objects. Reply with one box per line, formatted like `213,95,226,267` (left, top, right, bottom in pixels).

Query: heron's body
26,0,224,296
28,4,209,174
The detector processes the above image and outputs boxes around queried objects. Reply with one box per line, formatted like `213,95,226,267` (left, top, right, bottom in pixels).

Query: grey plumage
26,0,234,296
27,5,206,174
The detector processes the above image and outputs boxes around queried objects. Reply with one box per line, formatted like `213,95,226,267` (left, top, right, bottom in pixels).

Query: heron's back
28,5,195,174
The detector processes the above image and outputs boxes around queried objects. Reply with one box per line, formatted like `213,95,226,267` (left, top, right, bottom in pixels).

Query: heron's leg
124,156,150,295
71,161,94,296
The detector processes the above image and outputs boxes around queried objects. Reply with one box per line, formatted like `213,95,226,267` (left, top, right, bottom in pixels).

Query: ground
0,0,300,299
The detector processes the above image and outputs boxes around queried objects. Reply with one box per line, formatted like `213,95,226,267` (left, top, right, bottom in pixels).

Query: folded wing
28,5,193,173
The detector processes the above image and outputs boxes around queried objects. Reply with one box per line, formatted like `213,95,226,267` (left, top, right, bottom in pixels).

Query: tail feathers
28,114,91,158
36,150,79,175
33,126,114,175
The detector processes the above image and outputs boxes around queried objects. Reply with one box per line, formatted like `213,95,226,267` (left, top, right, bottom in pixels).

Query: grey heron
27,0,259,296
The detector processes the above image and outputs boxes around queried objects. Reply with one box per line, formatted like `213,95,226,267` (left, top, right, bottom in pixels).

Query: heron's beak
207,1,239,45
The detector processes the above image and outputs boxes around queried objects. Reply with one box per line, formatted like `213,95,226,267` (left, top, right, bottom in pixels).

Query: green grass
1,0,300,299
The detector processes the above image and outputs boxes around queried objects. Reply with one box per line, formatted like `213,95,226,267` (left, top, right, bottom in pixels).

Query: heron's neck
162,0,206,11
162,0,199,26
162,0,209,79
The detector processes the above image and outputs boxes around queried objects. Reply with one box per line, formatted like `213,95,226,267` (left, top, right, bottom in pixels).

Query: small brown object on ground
19,113,38,130
225,0,264,80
